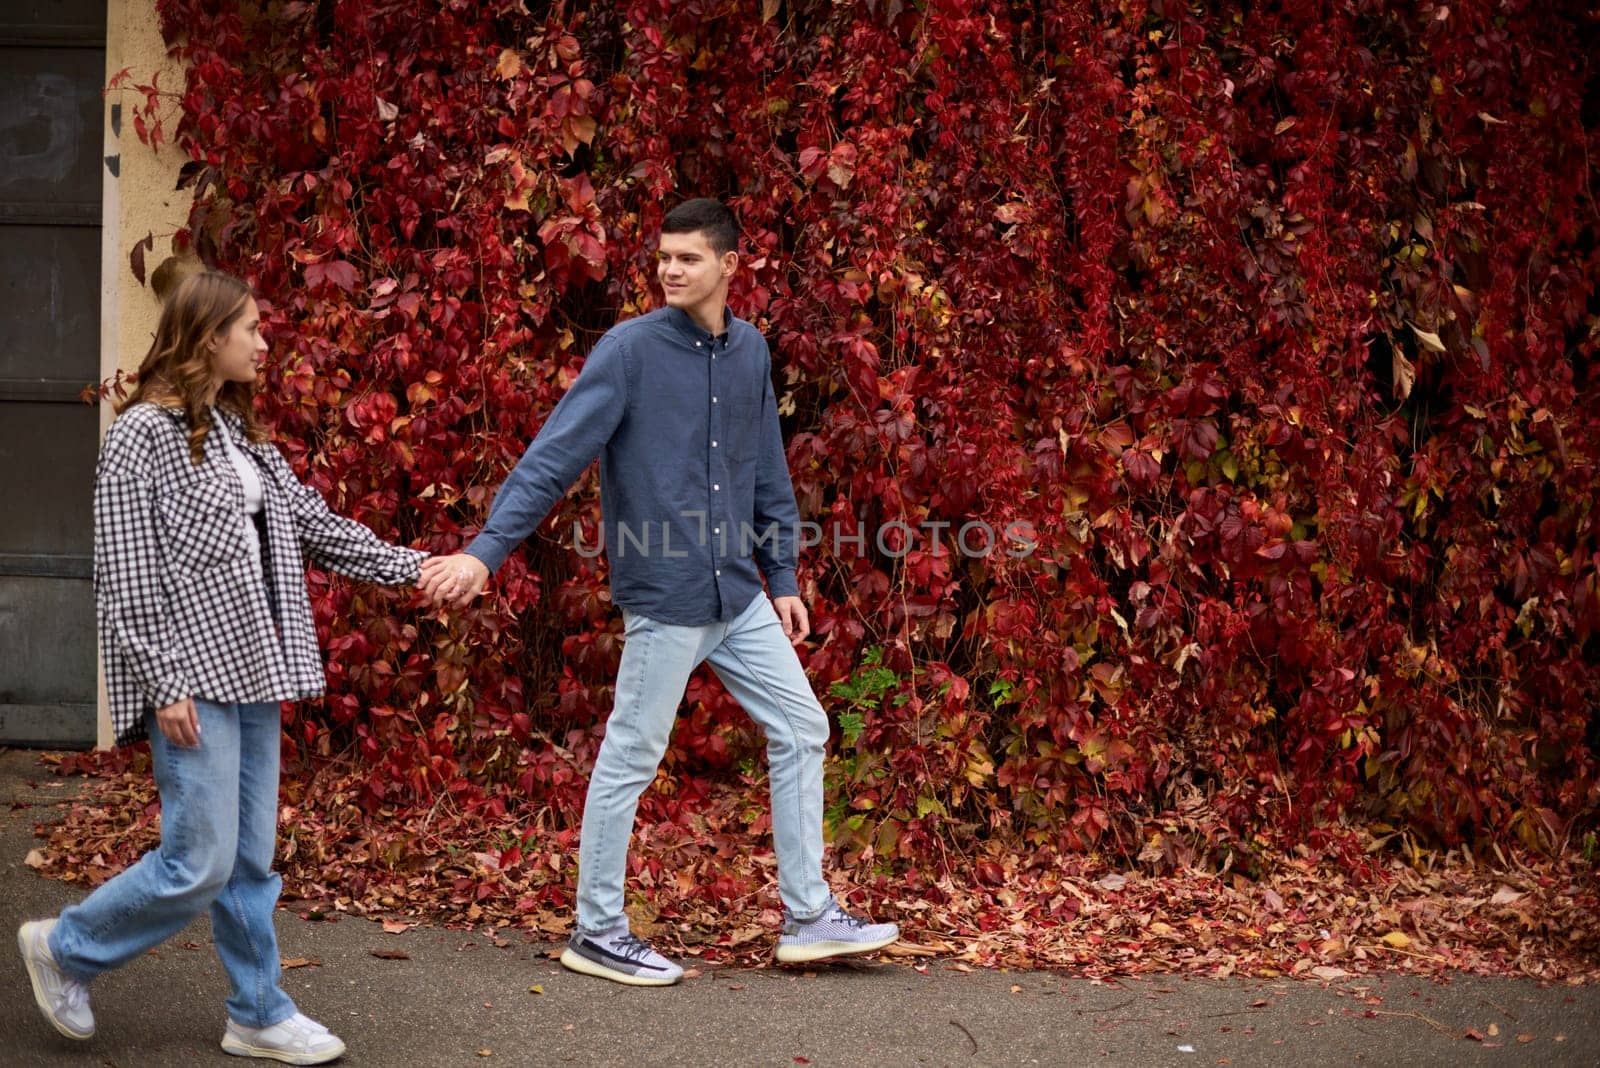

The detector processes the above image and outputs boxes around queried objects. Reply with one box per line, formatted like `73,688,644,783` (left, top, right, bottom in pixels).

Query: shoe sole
558,947,681,986
17,923,94,1041
220,1032,347,1065
775,933,900,964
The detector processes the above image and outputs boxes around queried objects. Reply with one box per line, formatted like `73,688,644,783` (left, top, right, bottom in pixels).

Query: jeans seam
81,730,192,948
230,700,279,1029
224,876,268,1028
585,622,656,933
723,640,826,918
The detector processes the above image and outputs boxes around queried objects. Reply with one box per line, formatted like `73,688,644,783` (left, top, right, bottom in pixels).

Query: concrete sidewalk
3,748,1595,1067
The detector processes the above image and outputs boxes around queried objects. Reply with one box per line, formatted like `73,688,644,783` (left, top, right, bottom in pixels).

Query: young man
421,198,897,985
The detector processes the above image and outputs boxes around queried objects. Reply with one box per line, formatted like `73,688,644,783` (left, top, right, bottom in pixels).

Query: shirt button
712,396,718,404
711,440,718,447
714,526,721,535
715,569,721,577
712,483,720,491
696,341,702,347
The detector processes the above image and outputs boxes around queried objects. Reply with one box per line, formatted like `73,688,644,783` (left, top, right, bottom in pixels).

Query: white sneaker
775,900,899,963
559,924,684,986
17,918,94,1039
221,1012,346,1064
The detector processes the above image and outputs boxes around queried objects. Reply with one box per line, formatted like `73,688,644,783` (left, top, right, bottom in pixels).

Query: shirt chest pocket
156,478,245,575
725,398,766,462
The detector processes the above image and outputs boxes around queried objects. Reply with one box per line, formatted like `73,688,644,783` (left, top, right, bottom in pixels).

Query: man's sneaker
775,901,899,964
17,918,94,1039
559,925,683,986
221,1012,346,1064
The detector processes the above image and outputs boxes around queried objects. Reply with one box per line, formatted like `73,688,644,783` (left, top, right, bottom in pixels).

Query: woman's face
209,297,266,389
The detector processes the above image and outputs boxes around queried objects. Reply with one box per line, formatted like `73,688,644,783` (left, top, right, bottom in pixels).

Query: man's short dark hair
661,198,739,255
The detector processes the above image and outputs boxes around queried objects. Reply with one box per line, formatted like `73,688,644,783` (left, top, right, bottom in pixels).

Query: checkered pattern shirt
95,403,425,745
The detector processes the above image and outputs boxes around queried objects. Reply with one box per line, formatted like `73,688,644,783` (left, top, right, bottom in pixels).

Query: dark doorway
0,0,106,747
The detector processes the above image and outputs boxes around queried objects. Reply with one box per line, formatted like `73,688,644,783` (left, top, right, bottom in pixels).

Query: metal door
0,0,106,746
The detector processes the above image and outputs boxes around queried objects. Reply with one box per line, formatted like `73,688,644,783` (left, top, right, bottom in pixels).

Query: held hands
773,595,810,645
156,697,201,748
418,553,490,609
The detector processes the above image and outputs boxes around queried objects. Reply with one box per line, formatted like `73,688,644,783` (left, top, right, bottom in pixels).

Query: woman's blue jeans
576,593,835,933
48,699,296,1028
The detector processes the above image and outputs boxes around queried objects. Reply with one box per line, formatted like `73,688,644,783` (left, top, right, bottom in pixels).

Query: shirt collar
666,305,732,348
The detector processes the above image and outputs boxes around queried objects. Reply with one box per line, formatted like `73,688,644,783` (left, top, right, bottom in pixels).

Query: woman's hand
155,697,201,748
419,553,490,609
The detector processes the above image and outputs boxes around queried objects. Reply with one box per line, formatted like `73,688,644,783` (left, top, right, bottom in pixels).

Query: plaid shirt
95,403,425,745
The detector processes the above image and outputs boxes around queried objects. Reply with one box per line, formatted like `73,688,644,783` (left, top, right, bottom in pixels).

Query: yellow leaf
568,114,597,150
495,49,522,80
1393,351,1415,401
994,202,1026,224
1409,322,1446,352
24,849,46,869
528,984,544,995
1380,931,1411,949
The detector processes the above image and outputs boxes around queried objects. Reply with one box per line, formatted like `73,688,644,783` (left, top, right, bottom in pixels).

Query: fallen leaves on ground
25,754,1600,982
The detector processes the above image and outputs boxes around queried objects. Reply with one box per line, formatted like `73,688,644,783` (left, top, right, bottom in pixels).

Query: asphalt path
3,748,1594,1067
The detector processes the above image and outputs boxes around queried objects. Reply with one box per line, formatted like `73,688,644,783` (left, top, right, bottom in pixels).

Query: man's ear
720,250,739,278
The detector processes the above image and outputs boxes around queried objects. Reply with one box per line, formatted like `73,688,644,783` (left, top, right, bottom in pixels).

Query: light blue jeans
577,593,834,933
49,699,296,1028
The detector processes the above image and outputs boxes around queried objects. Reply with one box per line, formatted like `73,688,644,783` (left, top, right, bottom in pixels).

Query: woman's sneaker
221,1012,346,1064
775,901,899,963
17,918,94,1039
559,924,683,986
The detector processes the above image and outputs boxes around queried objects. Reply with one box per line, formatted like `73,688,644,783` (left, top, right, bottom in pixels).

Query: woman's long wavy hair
118,269,267,464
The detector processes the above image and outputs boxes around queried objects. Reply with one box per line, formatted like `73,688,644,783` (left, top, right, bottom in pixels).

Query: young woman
17,270,425,1064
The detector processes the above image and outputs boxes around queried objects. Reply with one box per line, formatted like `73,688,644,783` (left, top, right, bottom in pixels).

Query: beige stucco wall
98,0,188,747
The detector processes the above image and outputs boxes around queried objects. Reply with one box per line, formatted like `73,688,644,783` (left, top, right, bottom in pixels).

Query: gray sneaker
775,901,899,963
17,919,94,1039
559,924,684,986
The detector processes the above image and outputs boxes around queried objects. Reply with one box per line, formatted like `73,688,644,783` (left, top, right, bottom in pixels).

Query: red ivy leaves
132,0,1598,887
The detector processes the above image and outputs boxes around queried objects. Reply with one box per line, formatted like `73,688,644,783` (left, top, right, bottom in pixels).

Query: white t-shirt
213,409,264,567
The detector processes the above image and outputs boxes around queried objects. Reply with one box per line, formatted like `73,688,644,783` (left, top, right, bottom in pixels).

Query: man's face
657,230,736,314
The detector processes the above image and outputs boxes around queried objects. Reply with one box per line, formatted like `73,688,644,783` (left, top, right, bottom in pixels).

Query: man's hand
155,697,201,748
419,553,490,609
772,595,810,645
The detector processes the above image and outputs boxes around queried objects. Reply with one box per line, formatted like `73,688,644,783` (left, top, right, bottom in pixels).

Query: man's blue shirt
465,306,800,625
